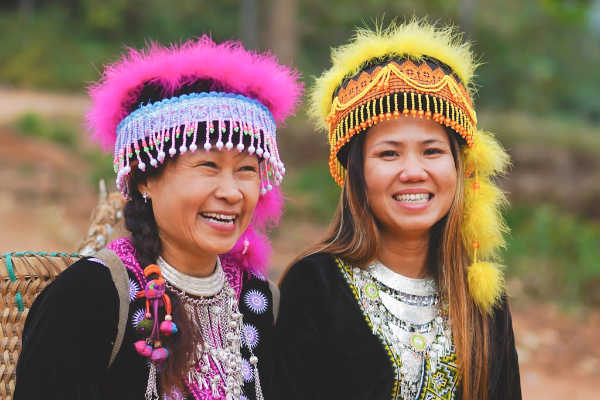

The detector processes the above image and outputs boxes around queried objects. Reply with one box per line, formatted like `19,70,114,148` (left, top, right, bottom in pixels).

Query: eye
197,161,217,168
424,147,445,156
378,150,398,158
238,164,258,173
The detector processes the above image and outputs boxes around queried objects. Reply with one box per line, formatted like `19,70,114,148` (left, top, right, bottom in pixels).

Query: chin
390,217,439,235
193,233,240,256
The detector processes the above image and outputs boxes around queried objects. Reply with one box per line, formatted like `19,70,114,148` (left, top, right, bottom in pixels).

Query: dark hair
124,164,165,268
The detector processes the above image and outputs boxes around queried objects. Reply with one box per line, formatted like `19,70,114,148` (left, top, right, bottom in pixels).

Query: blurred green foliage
0,0,239,90
12,112,114,184
283,162,340,221
84,150,115,186
504,204,600,306
1,0,599,121
480,110,600,152
15,112,78,148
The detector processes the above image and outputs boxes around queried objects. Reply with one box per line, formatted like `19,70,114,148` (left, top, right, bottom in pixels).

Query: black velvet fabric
273,253,522,400
15,258,275,400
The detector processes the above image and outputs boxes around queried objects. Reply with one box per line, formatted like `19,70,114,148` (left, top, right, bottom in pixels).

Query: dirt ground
1,90,598,398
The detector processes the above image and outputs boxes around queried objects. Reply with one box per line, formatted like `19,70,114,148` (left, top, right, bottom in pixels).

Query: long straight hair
298,131,489,400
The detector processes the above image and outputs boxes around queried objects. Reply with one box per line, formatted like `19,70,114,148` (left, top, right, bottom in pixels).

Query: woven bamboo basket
0,181,126,399
0,252,81,399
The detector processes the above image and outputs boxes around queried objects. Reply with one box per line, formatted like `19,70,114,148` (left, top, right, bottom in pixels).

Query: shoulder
281,252,339,285
28,257,119,326
47,257,116,295
279,252,349,301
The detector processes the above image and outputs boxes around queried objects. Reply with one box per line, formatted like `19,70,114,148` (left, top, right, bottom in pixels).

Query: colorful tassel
134,264,177,362
135,340,153,357
467,261,505,314
136,318,154,335
463,177,509,260
151,347,169,362
463,131,510,178
462,130,510,314
160,320,178,336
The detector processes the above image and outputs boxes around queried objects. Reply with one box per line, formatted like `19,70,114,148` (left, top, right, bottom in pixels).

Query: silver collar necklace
157,256,225,297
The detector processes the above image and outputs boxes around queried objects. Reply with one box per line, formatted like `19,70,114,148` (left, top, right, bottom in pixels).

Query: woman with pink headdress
14,37,302,400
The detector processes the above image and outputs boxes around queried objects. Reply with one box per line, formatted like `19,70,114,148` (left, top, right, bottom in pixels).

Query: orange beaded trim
326,59,477,186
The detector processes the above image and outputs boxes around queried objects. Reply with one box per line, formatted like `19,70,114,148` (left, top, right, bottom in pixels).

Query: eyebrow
374,139,448,146
422,139,447,145
375,140,402,147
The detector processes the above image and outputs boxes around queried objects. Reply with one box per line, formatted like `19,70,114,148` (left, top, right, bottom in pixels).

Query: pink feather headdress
87,36,303,276
87,35,302,150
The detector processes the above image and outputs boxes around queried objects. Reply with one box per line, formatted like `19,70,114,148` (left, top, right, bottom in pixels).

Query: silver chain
166,279,264,399
351,264,453,400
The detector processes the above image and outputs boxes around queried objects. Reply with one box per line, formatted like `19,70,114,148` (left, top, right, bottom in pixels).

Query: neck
160,238,217,278
377,230,430,278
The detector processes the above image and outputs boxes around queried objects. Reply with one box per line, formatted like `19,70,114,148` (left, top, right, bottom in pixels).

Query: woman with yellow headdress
274,20,521,400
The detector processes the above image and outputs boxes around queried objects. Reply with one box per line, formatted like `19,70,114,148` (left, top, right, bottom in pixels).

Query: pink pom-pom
151,347,169,362
134,340,153,357
160,320,178,336
145,279,165,298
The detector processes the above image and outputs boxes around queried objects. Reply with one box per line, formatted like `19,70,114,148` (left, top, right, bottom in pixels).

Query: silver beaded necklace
157,256,264,400
351,260,453,400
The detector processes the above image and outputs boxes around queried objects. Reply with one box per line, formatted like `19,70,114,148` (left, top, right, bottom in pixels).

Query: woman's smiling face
142,149,260,259
363,117,458,238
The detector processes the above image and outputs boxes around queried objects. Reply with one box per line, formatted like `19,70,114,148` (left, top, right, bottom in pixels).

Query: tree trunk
266,0,298,65
19,0,34,17
459,0,476,39
240,0,260,49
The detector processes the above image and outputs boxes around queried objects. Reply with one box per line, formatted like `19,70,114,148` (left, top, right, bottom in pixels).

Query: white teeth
394,193,430,203
201,213,237,223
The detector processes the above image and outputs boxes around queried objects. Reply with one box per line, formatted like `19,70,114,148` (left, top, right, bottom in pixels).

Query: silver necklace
159,257,264,400
157,256,224,297
351,260,453,400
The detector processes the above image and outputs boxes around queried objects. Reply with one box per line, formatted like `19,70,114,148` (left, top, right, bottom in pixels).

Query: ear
137,179,151,197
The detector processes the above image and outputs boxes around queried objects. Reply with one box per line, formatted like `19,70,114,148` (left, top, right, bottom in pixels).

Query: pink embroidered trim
106,237,145,284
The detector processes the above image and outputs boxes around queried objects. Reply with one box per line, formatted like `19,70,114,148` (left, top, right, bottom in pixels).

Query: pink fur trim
252,186,284,230
87,36,303,151
223,227,273,278
222,187,284,276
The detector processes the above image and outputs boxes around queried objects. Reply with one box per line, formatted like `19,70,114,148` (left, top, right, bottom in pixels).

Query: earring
142,192,149,203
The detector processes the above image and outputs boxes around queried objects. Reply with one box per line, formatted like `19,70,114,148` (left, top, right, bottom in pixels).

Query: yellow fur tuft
309,19,479,130
464,131,511,177
463,178,509,260
467,261,505,314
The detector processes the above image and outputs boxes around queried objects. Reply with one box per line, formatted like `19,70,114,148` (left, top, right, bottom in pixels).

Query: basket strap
3,252,24,312
94,248,130,368
268,279,280,322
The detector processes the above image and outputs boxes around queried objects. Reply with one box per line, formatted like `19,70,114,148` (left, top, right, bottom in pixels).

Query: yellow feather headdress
310,20,509,314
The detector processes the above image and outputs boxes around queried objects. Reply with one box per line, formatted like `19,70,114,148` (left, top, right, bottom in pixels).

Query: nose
214,172,244,203
398,154,427,182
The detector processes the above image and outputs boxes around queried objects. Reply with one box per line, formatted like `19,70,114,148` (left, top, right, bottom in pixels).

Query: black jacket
274,253,522,400
15,258,274,399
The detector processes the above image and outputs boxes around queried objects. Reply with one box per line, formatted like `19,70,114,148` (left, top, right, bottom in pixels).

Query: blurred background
0,0,598,398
